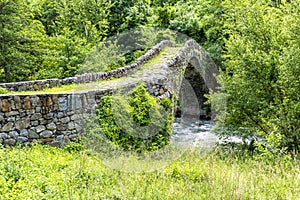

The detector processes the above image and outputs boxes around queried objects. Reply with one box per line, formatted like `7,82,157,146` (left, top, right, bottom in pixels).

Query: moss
0,87,9,94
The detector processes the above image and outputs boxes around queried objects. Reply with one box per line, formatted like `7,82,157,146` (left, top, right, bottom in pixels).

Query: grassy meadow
0,143,299,200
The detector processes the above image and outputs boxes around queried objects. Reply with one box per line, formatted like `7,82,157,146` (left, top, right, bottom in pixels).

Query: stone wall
0,91,103,147
0,83,171,147
0,40,174,92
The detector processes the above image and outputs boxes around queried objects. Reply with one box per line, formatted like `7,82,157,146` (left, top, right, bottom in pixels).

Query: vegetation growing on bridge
96,84,173,152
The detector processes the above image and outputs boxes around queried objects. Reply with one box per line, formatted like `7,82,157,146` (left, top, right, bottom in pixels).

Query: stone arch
175,44,219,120
184,58,210,120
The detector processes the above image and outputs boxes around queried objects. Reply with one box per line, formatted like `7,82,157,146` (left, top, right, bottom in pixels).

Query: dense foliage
96,84,173,152
209,0,300,153
0,0,223,82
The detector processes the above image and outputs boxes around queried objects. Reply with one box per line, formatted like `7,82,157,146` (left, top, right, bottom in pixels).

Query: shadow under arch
175,42,220,121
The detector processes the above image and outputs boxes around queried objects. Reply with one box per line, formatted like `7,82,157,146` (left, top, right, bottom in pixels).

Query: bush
64,141,86,153
96,84,174,152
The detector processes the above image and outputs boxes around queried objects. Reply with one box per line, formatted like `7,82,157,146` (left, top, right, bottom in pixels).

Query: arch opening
175,57,211,120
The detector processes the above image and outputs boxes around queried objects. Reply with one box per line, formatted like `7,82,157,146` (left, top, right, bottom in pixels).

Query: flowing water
171,117,243,149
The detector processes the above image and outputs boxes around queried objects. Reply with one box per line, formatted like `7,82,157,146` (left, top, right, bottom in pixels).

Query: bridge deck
10,47,181,95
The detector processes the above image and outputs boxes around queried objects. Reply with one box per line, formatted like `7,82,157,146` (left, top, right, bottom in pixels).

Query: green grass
9,47,180,95
140,47,180,69
0,143,299,200
9,83,78,95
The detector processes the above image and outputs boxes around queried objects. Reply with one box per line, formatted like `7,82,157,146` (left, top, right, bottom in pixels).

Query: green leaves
0,0,113,82
213,0,300,152
96,84,173,152
1,0,225,82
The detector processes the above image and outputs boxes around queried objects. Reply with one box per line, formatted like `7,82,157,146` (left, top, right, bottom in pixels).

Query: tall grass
0,143,299,199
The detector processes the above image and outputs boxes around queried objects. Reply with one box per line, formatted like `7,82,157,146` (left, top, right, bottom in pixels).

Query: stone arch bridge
0,40,218,146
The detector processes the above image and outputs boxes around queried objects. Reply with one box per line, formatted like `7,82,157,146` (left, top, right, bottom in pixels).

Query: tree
211,0,300,152
31,0,113,79
149,0,224,67
0,0,51,82
107,0,135,35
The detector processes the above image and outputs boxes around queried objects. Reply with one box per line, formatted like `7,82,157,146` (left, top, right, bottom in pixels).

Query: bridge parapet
0,40,173,92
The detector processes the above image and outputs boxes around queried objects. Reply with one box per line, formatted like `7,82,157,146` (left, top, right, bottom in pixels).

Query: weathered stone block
15,118,30,130
57,112,65,118
64,136,70,143
1,99,11,112
26,110,35,115
61,131,72,136
1,122,14,132
20,129,29,137
39,119,48,125
7,116,16,122
0,132,8,139
13,96,21,109
75,123,83,132
31,113,42,120
20,111,26,117
44,113,54,120
52,95,58,110
68,122,75,130
46,122,56,130
36,125,46,133
36,107,42,112
9,131,19,138
52,95,58,104
69,134,78,141
17,136,28,143
43,96,53,107
67,111,75,116
4,139,16,146
24,96,31,110
33,84,39,90
28,129,39,139
42,138,53,143
56,135,64,140
60,117,70,124
70,114,79,121
31,121,39,126
31,96,40,107
49,141,61,148
58,97,67,111
57,124,68,131
82,95,88,107
40,130,53,138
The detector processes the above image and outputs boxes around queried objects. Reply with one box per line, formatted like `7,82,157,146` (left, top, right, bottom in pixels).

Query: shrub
96,84,174,152
64,141,86,153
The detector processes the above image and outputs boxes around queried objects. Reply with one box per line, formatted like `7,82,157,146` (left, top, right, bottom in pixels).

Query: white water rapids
171,117,244,148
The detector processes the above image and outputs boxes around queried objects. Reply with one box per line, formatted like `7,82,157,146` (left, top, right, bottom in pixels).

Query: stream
171,117,243,148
